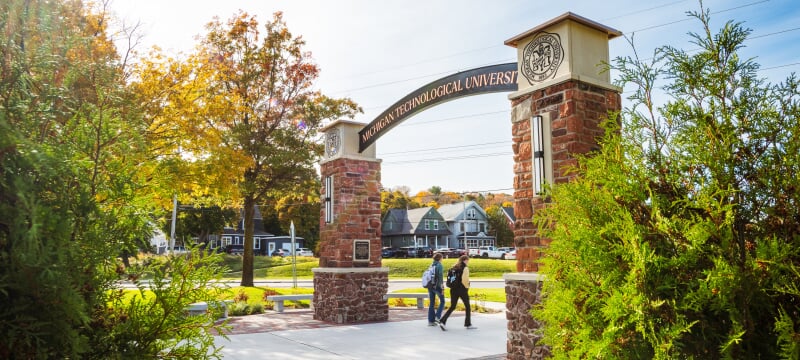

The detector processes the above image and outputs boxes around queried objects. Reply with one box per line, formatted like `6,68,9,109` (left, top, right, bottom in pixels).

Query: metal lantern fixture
532,115,545,195
324,175,334,223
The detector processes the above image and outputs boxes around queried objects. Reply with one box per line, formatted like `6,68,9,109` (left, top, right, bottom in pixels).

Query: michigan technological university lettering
358,63,519,152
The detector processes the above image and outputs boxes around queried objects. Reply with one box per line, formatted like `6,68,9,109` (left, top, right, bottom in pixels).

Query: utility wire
380,140,509,156
384,152,512,165
326,0,697,85
327,0,775,95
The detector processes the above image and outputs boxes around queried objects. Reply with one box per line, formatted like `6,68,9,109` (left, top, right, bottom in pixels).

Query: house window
479,223,485,233
222,236,232,247
434,220,438,230
425,220,430,230
466,208,476,219
460,223,465,232
254,239,260,249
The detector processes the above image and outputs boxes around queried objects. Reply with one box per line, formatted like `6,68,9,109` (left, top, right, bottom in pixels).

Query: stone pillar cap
504,12,621,48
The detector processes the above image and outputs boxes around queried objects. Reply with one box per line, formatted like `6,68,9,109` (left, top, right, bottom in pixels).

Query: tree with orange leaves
169,12,360,286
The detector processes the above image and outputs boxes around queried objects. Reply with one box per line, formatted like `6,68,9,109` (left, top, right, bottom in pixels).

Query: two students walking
427,254,476,331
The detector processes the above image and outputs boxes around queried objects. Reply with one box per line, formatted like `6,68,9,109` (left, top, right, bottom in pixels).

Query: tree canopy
0,0,228,357
534,6,800,359
136,12,360,286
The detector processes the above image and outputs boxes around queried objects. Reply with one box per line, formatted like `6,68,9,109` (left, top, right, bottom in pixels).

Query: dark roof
502,207,515,222
222,226,274,237
382,207,451,236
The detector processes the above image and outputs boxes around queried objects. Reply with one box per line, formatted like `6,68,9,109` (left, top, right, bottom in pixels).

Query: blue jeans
428,287,445,322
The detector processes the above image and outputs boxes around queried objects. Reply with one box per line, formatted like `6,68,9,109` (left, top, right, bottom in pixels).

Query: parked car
497,247,515,259
170,246,189,254
294,248,314,257
395,246,413,258
224,244,245,255
271,249,287,257
468,246,509,259
381,247,400,258
397,246,433,258
439,248,466,258
415,247,434,258
505,249,517,260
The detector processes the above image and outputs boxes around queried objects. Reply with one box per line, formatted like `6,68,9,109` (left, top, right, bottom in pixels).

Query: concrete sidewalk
215,306,507,359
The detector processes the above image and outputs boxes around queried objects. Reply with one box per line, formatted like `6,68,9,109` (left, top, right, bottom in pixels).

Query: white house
437,201,495,249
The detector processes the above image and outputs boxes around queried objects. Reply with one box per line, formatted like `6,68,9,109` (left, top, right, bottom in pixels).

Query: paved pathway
216,303,508,359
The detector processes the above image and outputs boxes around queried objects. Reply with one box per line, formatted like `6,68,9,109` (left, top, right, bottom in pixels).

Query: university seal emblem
325,129,341,157
521,32,564,84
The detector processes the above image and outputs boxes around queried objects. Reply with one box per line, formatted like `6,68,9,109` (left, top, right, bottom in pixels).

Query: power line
600,0,688,22
325,1,700,86
624,0,770,34
399,109,508,127
328,57,515,95
380,140,509,156
328,1,774,95
761,62,800,71
384,152,512,165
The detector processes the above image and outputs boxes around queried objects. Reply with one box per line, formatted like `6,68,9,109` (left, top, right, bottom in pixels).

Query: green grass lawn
219,256,517,279
393,287,506,303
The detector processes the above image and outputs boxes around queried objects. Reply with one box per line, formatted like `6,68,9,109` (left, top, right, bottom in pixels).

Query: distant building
437,201,495,249
381,207,451,249
209,206,304,255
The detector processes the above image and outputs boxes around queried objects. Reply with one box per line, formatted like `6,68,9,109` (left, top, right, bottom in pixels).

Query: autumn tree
163,206,237,246
485,205,514,247
380,186,421,217
174,12,359,286
534,7,800,359
259,176,322,252
0,0,227,357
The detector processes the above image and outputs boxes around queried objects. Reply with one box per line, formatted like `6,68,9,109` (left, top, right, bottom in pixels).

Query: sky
108,0,800,196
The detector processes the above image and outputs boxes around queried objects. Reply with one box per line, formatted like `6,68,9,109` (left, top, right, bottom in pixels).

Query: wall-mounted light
532,115,545,195
324,175,334,223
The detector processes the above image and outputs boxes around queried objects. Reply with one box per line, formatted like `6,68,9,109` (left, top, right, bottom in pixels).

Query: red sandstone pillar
315,120,388,324
504,13,622,359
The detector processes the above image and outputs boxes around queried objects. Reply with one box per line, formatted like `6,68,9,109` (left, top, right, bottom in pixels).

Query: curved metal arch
358,63,519,152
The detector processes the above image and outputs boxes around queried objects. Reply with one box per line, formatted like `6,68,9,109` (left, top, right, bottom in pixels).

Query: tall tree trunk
241,194,255,286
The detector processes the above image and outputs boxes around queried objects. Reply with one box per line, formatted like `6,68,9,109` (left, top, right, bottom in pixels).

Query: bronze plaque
353,240,370,261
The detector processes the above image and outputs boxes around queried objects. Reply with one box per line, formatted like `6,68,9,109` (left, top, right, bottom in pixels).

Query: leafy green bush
533,7,800,359
249,302,264,315
229,302,251,316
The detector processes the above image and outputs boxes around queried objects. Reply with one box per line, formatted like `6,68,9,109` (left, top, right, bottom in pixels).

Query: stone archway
316,12,621,359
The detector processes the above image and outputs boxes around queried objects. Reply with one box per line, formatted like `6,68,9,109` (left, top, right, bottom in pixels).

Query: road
118,279,506,292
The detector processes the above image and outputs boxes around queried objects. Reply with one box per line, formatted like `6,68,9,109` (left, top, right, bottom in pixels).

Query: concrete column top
312,267,390,274
503,272,545,282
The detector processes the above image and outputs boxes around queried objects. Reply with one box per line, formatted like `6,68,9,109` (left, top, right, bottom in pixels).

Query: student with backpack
425,252,445,326
439,255,476,330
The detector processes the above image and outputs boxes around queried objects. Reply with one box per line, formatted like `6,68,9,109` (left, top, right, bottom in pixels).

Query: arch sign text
358,63,518,152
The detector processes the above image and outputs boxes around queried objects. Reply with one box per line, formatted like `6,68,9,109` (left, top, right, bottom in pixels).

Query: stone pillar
315,120,388,324
504,13,622,359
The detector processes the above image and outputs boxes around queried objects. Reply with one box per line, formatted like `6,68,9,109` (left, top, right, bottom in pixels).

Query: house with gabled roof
438,201,496,249
501,206,516,229
210,206,304,255
381,207,451,249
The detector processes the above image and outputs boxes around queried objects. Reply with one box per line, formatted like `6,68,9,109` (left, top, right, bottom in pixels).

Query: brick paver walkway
221,307,459,335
